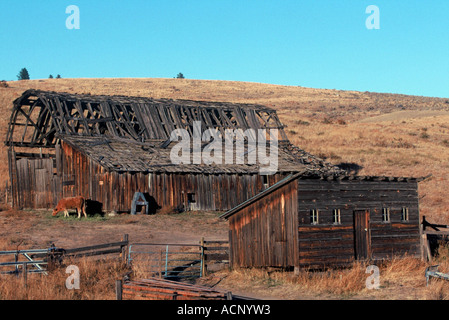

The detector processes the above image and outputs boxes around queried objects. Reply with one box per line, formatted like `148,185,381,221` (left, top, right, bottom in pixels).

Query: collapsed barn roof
6,89,345,176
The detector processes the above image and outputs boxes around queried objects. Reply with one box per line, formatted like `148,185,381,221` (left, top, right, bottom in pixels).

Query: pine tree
17,68,30,80
176,72,185,79
49,75,54,79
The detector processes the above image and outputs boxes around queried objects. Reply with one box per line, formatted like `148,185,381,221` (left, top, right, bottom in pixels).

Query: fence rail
0,234,129,277
0,235,227,284
201,239,229,276
128,243,203,280
0,248,52,275
116,277,255,301
117,277,234,300
127,239,229,280
422,216,449,262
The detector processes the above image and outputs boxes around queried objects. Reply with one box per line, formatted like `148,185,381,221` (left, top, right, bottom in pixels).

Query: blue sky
0,0,448,98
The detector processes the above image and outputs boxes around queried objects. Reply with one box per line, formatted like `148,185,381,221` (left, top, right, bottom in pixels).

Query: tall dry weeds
216,255,442,300
424,244,449,300
0,257,127,300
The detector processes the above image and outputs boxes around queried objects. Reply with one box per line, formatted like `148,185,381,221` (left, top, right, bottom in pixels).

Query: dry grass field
0,77,448,300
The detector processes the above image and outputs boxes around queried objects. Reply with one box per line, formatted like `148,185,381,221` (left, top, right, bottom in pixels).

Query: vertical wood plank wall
297,179,421,268
57,142,286,212
10,155,55,209
227,179,298,268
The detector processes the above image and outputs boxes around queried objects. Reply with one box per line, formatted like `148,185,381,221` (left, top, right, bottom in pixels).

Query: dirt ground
0,207,228,250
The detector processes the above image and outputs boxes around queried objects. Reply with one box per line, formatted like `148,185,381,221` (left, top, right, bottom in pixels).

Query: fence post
115,280,123,300
200,237,206,277
14,252,19,276
165,245,169,277
121,234,129,265
159,249,163,278
424,233,432,262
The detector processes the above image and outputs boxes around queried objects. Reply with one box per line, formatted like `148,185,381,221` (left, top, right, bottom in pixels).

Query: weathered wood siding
58,142,286,212
228,179,298,268
147,172,284,212
9,150,58,209
297,179,421,268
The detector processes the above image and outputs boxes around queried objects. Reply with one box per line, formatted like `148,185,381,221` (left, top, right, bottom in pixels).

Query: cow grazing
52,196,87,218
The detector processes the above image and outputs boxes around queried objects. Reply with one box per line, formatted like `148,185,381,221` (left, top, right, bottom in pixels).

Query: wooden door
15,158,55,209
354,210,371,260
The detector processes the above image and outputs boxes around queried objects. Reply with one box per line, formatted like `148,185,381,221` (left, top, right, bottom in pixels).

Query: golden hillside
1,78,449,222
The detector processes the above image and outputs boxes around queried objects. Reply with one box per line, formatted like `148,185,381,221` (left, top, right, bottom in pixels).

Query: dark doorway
85,199,103,216
354,210,371,260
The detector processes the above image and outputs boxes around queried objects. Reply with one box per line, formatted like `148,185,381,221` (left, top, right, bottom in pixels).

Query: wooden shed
5,90,344,212
220,172,424,269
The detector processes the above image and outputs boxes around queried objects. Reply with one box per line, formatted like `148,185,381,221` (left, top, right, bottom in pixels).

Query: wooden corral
6,90,344,212
421,216,449,261
221,173,425,269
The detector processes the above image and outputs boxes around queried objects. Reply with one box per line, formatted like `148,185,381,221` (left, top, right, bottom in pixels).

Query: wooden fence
0,235,129,278
422,216,449,262
126,239,229,279
127,243,203,279
63,235,129,261
200,239,229,276
0,235,229,292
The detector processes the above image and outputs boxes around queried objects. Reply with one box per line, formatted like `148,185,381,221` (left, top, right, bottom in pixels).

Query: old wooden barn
5,89,342,213
220,172,424,269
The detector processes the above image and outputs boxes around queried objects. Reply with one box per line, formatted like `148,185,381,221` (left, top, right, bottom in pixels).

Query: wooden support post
14,252,18,276
419,216,424,261
201,237,206,277
115,280,122,300
294,266,300,276
427,237,433,262
421,234,426,261
121,234,129,265
422,233,432,262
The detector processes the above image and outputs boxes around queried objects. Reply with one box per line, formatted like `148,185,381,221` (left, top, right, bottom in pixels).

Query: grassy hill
1,78,448,222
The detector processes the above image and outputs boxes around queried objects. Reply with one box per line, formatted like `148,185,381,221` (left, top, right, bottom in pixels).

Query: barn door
14,158,55,209
354,210,371,260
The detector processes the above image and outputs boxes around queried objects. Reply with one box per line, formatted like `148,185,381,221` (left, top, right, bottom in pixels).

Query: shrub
294,120,310,126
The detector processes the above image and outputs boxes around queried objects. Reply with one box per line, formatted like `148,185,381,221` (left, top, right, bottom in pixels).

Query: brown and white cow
52,196,87,219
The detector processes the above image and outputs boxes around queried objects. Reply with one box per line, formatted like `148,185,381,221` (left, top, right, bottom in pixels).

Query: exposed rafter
5,90,289,148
